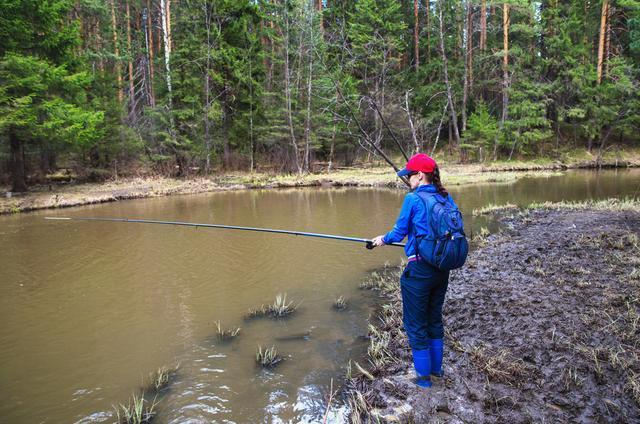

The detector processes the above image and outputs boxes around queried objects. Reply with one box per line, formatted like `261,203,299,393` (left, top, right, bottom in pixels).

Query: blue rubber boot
411,349,432,388
429,339,444,377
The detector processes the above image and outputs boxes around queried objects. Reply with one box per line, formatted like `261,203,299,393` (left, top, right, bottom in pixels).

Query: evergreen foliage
1,0,639,189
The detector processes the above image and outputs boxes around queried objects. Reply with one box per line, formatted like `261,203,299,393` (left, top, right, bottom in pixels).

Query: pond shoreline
347,199,640,423
2,157,638,215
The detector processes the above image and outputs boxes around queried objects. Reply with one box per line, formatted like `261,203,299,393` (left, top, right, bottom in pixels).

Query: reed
256,345,283,367
268,293,297,317
246,293,299,319
215,321,241,341
115,392,158,424
333,296,347,310
146,363,179,393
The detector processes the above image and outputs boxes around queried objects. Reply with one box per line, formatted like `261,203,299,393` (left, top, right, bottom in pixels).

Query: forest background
1,0,639,192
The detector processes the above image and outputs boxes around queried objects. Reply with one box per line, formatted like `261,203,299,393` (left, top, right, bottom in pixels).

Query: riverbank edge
344,198,640,423
2,154,638,215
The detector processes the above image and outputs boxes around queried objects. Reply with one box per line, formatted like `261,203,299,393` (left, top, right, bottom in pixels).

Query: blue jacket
383,184,456,257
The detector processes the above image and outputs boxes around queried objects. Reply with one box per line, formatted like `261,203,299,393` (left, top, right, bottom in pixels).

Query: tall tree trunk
268,19,274,92
249,57,255,173
283,5,302,174
462,0,472,132
166,0,172,51
480,0,486,50
468,1,473,90
502,3,511,160
328,87,338,172
125,0,135,113
597,0,609,85
110,0,123,103
223,102,230,169
414,0,420,69
318,0,323,32
260,16,269,87
583,1,589,65
437,1,461,149
160,0,177,157
425,0,431,61
203,0,212,174
146,0,156,107
605,2,612,79
456,2,463,61
9,128,28,192
96,16,105,73
303,9,314,173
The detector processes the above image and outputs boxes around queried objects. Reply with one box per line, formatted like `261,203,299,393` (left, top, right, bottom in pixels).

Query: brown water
1,169,639,423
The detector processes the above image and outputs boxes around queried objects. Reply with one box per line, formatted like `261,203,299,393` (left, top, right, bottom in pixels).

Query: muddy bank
348,200,640,423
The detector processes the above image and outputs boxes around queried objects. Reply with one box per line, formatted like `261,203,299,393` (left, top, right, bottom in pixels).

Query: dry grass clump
471,226,491,244
333,296,348,310
139,362,180,395
472,203,518,216
359,267,402,294
269,293,298,316
215,321,241,341
246,293,300,319
561,365,583,390
625,373,640,405
527,197,640,212
246,305,268,319
469,345,536,387
576,232,639,251
472,198,640,220
115,392,158,424
346,389,370,424
256,345,283,368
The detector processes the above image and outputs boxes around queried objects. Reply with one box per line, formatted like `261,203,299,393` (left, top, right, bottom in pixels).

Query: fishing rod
45,217,405,250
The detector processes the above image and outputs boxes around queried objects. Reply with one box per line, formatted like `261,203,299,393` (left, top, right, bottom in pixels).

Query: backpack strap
411,190,439,247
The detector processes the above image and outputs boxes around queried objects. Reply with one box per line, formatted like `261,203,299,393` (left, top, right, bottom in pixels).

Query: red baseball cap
397,153,437,177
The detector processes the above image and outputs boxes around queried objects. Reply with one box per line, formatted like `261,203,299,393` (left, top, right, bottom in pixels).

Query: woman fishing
371,153,466,388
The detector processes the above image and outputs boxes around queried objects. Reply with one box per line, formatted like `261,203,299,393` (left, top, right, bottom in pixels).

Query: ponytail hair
426,166,448,196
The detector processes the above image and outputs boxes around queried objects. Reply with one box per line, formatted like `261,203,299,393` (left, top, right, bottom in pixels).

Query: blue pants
400,260,449,350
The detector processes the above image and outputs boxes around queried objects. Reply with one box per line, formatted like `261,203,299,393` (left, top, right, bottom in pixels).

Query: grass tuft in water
115,392,158,424
246,305,267,319
215,321,241,341
269,293,297,317
147,363,179,393
256,345,283,367
333,296,348,310
246,293,300,319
